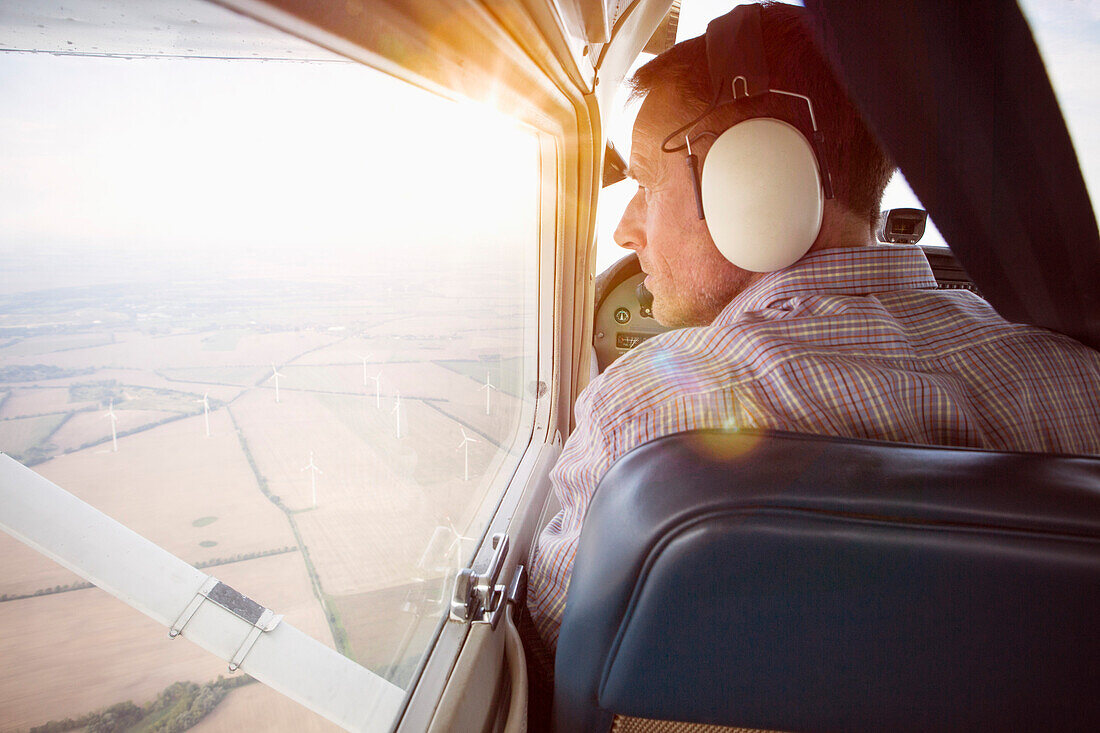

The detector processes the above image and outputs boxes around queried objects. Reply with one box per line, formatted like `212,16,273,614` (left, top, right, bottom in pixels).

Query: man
526,0,1100,668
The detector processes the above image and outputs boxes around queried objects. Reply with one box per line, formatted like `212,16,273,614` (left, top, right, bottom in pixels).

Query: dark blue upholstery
552,430,1100,732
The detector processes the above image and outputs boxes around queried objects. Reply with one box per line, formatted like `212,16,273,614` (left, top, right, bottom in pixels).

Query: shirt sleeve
526,377,617,652
525,335,745,651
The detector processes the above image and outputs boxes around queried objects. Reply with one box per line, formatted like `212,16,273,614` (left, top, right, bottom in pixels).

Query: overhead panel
555,0,611,43
642,0,679,55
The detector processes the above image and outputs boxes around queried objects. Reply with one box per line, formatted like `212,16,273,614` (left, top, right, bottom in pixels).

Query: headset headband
659,3,834,200
707,4,769,103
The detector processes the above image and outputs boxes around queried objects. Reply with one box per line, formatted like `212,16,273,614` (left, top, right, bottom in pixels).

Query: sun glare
0,48,539,290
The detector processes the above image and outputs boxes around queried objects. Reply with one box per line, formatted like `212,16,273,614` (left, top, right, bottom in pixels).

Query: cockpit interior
0,1,1098,732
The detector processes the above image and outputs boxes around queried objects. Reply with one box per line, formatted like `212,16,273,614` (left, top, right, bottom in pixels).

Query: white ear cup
700,118,824,272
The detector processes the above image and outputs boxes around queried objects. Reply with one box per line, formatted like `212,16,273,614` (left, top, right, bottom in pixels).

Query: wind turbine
446,517,475,564
269,363,284,403
457,427,478,481
103,399,118,452
481,372,498,416
301,450,323,508
392,390,405,438
195,392,210,437
369,369,383,408
357,353,372,385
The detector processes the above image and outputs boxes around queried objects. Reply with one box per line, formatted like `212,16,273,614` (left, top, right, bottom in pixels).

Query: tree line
30,675,256,733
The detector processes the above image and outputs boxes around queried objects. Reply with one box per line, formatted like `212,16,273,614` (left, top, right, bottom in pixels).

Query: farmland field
160,365,270,388
229,386,489,596
0,412,67,461
329,579,448,684
0,268,535,729
191,681,342,732
0,332,115,357
48,407,179,452
292,337,398,366
0,386,98,418
436,356,527,399
0,551,330,733
0,330,339,373
0,411,296,598
0,367,244,400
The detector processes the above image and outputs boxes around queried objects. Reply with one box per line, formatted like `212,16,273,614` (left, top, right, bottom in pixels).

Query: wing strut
0,455,404,732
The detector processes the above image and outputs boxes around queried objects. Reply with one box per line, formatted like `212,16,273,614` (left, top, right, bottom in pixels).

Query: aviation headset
660,4,835,272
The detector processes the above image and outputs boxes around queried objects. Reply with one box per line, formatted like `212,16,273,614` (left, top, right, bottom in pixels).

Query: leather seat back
553,430,1100,732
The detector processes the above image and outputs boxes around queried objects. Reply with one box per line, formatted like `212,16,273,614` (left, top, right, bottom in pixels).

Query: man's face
614,86,753,327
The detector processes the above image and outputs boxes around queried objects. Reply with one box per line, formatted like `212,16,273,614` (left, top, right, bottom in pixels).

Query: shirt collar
715,244,939,325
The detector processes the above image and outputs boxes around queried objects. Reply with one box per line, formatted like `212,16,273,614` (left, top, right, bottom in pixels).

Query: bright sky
0,54,537,271
0,1,539,291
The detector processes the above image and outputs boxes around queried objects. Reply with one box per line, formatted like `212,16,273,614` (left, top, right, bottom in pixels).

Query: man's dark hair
630,2,894,226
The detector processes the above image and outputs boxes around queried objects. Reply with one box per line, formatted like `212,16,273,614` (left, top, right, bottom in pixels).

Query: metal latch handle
450,533,510,628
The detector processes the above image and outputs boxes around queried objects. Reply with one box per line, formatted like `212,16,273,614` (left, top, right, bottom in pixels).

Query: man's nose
614,188,645,250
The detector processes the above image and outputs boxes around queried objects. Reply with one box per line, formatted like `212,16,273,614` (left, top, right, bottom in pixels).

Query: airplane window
0,1,540,730
1018,0,1100,214
596,69,644,274
880,173,948,248
596,178,641,274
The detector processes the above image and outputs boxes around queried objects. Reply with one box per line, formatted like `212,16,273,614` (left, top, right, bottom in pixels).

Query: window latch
450,533,511,628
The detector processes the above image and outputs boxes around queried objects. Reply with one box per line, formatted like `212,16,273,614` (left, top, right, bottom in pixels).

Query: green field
311,392,421,479
310,391,478,487
159,365,268,386
0,413,67,461
0,364,95,384
200,329,248,352
69,382,205,414
278,364,354,393
433,357,525,398
0,333,114,357
328,579,445,687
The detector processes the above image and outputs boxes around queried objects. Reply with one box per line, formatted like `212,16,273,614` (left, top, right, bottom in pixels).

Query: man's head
614,2,894,327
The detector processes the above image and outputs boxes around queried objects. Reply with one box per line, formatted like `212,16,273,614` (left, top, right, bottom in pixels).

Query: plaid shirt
528,244,1100,652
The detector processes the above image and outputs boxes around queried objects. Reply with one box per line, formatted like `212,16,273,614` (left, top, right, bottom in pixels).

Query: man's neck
811,201,876,253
